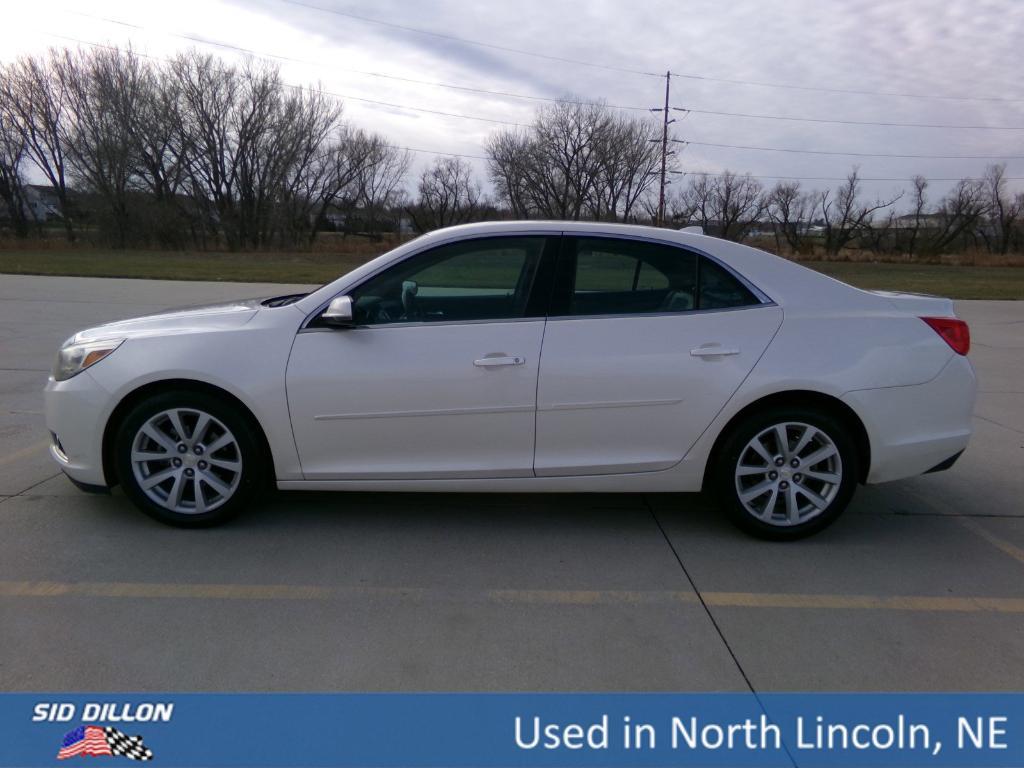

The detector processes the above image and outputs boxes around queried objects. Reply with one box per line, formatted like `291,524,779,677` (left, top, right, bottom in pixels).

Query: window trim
300,231,774,331
300,233,560,331
548,233,773,321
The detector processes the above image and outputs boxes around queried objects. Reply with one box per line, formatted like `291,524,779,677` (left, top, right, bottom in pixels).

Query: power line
391,145,489,160
57,14,653,112
281,0,1024,103
675,107,1024,131
677,139,1024,160
44,32,528,127
669,70,1024,104
278,0,662,78
312,90,526,126
35,36,1024,174
53,16,1024,132
674,170,1024,182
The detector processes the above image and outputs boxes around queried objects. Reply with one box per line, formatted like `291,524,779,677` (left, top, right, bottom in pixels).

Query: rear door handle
474,355,525,368
690,345,740,357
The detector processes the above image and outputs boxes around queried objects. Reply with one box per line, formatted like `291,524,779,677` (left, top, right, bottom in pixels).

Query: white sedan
44,222,976,538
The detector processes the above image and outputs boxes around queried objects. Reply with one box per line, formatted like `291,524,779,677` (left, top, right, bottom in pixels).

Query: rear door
534,235,782,476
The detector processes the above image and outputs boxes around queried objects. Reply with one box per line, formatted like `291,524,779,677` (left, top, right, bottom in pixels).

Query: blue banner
1,693,1021,767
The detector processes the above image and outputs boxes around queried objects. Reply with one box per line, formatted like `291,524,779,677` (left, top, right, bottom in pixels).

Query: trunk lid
869,290,956,318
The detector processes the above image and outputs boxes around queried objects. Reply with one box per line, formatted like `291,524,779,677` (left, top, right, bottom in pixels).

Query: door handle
690,345,740,357
474,355,525,368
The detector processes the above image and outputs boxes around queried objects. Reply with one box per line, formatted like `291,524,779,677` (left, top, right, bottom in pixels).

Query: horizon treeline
1,46,1021,256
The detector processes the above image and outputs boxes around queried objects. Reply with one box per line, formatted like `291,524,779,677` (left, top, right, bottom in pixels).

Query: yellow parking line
702,591,1024,613
0,581,415,601
1,580,1023,613
487,589,697,605
0,438,50,467
956,516,1024,567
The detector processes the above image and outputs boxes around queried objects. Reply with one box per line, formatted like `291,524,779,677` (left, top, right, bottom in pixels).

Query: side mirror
321,295,355,328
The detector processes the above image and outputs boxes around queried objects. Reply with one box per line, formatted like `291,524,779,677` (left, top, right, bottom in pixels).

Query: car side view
44,222,977,538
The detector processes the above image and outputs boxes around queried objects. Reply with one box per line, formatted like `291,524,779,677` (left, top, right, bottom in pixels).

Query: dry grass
0,240,1021,299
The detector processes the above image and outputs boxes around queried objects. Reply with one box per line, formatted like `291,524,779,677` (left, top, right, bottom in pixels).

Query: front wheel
714,407,859,540
114,391,264,527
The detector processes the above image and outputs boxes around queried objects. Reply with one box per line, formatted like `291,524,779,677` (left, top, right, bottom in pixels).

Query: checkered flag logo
57,725,154,761
105,727,154,761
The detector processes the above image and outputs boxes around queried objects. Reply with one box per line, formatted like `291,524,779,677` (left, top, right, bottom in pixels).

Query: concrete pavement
0,274,1020,692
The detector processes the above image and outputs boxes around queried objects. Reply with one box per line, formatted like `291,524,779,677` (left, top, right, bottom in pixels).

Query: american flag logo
57,725,154,761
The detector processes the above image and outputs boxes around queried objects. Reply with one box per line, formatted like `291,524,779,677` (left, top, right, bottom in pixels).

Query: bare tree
928,178,989,254
169,53,353,248
407,156,483,233
530,100,607,219
0,106,30,237
903,175,929,256
355,139,410,238
672,173,713,231
170,51,241,246
286,124,380,245
817,168,901,255
485,129,533,218
57,46,151,246
487,100,610,220
765,181,811,253
593,114,662,221
982,163,1023,254
710,171,765,242
670,171,764,242
0,51,76,240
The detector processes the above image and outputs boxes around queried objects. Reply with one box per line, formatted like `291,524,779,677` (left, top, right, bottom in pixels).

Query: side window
567,238,697,316
698,257,759,309
350,237,547,325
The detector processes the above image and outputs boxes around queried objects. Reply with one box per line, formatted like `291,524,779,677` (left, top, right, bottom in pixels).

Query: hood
69,298,264,344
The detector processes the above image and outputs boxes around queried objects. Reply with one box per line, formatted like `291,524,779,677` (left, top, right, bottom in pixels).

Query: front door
286,235,556,479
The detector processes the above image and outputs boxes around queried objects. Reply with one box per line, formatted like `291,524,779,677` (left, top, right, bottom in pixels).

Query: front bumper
44,371,113,488
843,354,977,484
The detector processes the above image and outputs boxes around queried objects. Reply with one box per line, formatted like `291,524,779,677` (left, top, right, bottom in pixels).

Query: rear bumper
843,354,977,484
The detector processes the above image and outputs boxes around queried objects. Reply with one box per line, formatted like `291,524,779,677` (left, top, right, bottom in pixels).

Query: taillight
921,317,970,355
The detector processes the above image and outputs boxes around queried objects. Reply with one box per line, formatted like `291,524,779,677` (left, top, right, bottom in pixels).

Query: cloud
7,0,1024,197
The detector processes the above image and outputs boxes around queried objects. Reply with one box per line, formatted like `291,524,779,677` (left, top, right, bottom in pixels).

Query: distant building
23,185,63,222
891,213,944,230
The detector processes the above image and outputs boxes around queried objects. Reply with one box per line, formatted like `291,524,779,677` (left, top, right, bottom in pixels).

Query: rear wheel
114,391,264,527
714,406,859,540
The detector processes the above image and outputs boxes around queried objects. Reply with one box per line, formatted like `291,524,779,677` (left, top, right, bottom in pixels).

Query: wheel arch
101,378,276,488
702,389,871,490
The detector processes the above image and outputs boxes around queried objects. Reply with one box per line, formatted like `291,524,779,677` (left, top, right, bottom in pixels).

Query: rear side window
557,237,760,317
698,258,759,309
567,238,697,316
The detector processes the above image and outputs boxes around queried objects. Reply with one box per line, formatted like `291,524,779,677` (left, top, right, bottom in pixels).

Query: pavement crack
644,496,758,694
645,498,799,768
974,414,1024,435
0,472,62,506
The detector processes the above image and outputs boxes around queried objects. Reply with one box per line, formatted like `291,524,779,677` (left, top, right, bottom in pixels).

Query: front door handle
690,345,740,357
474,355,525,368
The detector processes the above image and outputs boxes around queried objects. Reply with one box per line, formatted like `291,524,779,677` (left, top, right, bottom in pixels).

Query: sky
2,0,1022,206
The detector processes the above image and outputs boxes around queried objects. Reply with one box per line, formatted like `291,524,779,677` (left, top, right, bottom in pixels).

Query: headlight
53,338,125,381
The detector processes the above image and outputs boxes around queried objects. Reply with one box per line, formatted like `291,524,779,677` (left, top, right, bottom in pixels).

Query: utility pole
650,71,674,227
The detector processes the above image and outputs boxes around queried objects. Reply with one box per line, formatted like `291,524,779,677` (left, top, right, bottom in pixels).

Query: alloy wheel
734,421,843,526
130,407,243,514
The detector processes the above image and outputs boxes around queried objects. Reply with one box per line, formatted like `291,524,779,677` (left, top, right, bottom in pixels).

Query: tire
114,390,265,527
713,405,859,540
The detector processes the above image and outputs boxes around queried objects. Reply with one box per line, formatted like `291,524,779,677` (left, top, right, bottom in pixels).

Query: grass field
0,248,1022,299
